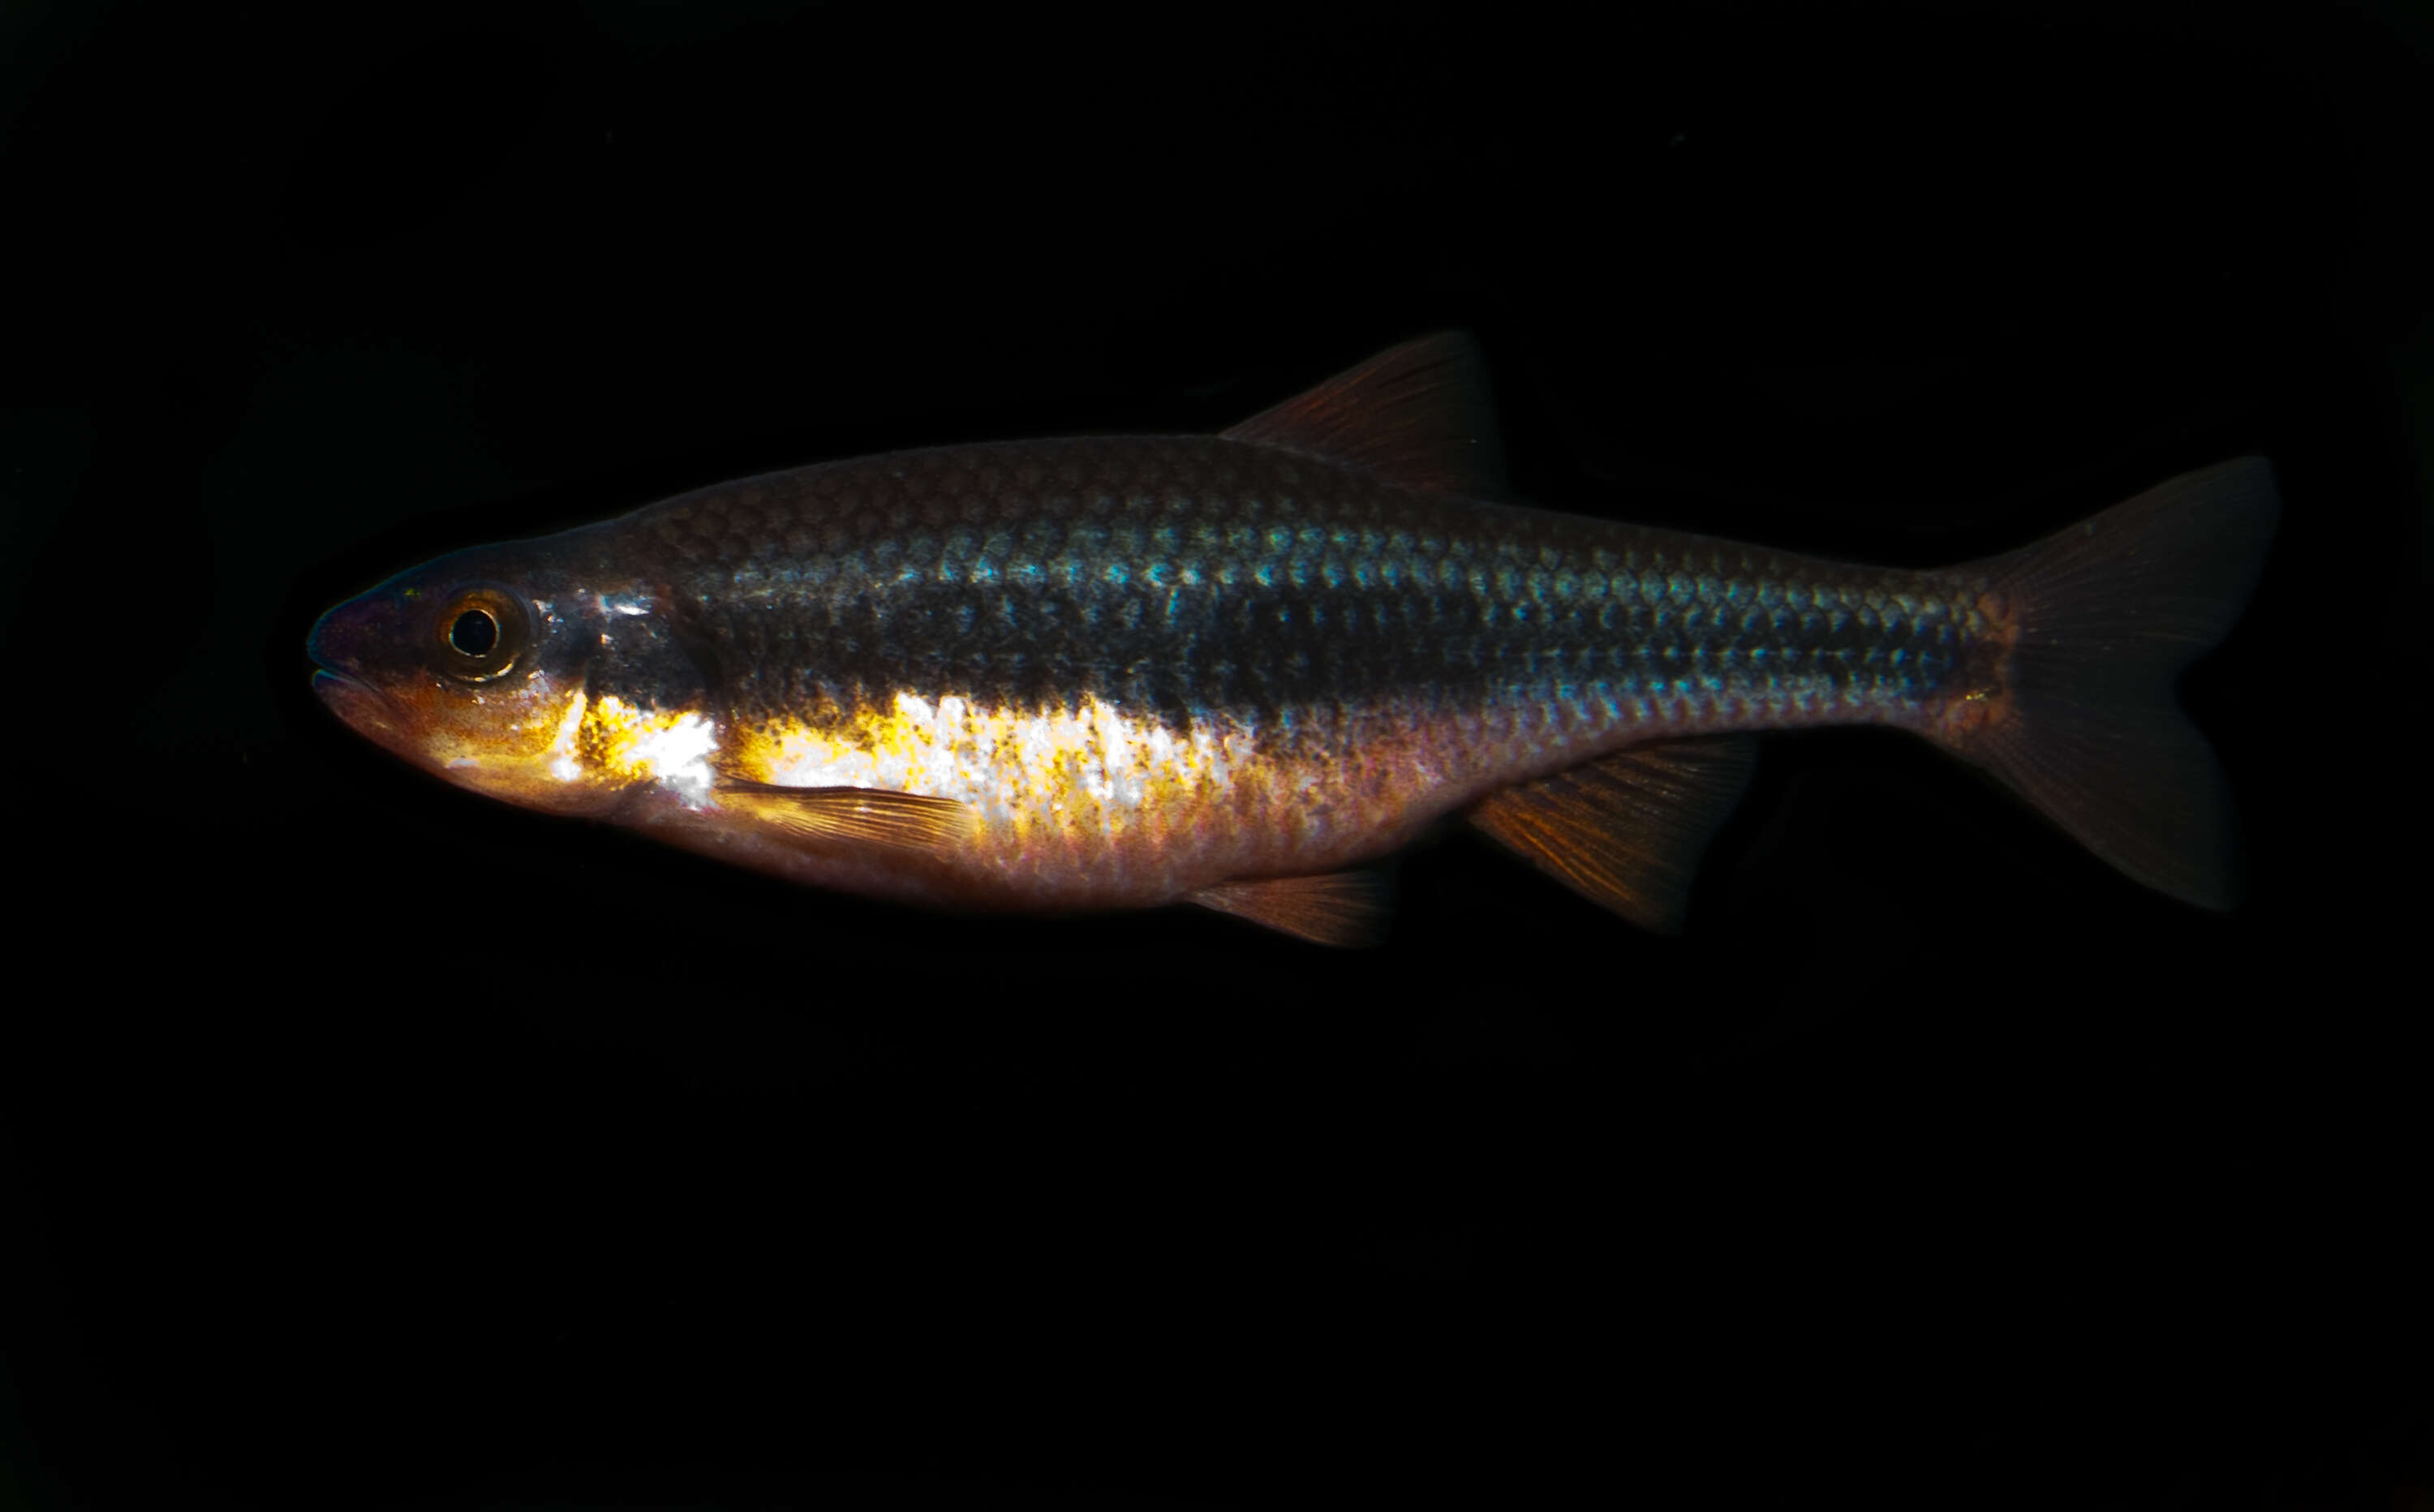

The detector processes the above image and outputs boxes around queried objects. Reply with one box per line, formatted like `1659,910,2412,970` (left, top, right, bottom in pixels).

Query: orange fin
1189,871,1391,947
1940,456,2278,908
1465,737,1758,934
1222,333,1505,496
716,780,978,853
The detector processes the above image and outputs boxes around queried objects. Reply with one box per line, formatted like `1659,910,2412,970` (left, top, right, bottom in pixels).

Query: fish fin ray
1465,737,1758,934
1941,456,2278,908
716,780,979,853
1222,333,1506,495
1189,871,1391,947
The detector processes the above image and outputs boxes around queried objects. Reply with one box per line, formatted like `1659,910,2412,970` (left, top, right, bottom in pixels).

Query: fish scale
307,335,2274,941
643,434,1983,752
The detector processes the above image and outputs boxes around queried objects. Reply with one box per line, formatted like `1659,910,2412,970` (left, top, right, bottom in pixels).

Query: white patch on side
634,714,719,805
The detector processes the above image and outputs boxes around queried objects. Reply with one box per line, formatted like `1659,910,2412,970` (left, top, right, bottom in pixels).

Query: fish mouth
312,669,407,746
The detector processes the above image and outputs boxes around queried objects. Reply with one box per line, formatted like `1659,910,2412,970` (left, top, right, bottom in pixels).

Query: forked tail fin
1938,457,2278,908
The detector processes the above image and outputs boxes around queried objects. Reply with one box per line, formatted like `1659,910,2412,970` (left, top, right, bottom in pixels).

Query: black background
5,2,2428,1508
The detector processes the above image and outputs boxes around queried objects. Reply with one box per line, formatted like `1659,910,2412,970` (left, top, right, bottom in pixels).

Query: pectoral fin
1190,871,1391,947
716,780,979,853
1466,737,1757,933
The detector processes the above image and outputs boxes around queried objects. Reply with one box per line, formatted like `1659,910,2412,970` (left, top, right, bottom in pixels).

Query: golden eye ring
432,585,532,682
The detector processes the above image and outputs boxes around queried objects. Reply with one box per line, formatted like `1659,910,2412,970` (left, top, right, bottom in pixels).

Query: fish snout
306,588,400,680
307,591,423,753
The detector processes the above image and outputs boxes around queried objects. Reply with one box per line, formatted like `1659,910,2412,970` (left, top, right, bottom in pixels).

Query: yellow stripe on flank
735,691,1247,837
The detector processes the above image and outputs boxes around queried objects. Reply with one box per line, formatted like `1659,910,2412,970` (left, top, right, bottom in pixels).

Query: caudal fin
1942,457,2277,908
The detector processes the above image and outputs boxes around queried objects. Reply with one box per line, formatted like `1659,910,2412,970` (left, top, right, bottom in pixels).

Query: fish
306,335,2277,945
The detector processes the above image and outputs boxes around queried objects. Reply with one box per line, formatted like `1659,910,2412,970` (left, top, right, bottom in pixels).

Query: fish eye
449,608,497,655
432,585,532,682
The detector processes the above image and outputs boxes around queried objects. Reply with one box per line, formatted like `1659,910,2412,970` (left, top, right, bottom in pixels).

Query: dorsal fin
1465,737,1758,934
1222,333,1505,496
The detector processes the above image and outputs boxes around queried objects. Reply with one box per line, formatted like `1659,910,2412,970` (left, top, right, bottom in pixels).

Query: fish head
307,535,710,818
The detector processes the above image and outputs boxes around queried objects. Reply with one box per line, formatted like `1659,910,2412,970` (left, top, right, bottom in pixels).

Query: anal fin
1465,737,1757,934
1189,871,1391,947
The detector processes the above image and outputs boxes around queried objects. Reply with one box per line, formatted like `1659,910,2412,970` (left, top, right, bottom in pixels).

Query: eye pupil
449,608,499,656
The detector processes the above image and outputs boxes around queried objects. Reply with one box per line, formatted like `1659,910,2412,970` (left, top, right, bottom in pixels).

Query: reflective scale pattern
639,436,1995,902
